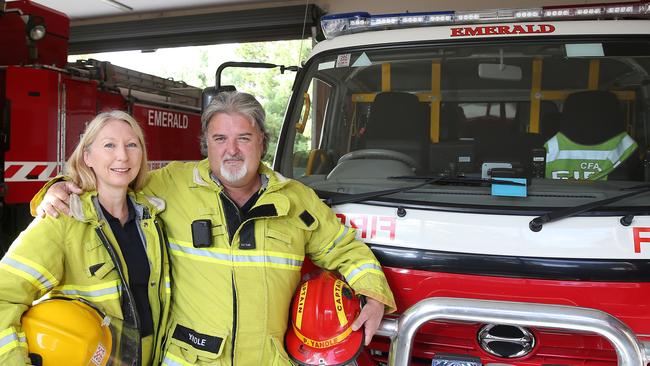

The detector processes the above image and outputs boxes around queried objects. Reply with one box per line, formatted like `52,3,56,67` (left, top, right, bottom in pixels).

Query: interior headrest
366,92,426,139
560,90,624,145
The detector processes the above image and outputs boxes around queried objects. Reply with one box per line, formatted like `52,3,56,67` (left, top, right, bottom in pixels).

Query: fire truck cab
273,2,650,365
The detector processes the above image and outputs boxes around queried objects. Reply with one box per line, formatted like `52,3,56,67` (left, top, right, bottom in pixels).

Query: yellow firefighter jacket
1,191,171,366
143,160,396,366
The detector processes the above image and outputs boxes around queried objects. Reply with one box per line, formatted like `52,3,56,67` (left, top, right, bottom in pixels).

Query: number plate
431,354,482,366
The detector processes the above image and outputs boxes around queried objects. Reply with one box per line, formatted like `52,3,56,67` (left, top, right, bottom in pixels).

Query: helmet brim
285,326,364,366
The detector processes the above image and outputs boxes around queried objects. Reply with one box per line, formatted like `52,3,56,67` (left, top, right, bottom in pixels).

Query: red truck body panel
0,0,69,67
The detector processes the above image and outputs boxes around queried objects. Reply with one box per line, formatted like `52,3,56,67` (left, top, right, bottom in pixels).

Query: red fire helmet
285,270,363,366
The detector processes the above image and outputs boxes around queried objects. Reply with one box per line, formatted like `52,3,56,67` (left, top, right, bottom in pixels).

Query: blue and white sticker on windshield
352,52,372,67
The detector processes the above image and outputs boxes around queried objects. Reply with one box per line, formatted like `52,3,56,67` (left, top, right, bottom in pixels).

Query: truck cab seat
560,90,625,145
539,101,562,143
546,90,640,180
362,92,429,171
439,103,463,142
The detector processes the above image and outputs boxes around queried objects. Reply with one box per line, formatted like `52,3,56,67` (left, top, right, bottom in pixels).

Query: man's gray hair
200,91,269,157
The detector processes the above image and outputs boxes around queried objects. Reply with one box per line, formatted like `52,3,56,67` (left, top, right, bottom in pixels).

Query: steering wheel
337,149,420,171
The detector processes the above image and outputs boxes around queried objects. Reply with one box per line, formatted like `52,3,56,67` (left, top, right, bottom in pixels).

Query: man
35,91,396,365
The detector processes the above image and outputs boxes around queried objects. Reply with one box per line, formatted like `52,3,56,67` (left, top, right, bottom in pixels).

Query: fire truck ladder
68,59,202,112
376,297,650,366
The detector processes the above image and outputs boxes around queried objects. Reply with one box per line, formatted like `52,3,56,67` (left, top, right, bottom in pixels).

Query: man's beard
220,155,248,183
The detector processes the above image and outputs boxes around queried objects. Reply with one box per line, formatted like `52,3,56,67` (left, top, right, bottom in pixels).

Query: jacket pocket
162,321,227,365
87,261,115,279
266,228,292,247
265,214,319,252
190,211,228,248
84,237,115,278
211,224,228,247
62,236,122,321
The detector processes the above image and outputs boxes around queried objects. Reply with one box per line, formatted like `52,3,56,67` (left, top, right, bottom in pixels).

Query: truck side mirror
201,85,236,114
203,61,298,114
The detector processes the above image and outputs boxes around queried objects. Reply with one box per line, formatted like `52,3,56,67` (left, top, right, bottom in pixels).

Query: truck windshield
280,39,650,209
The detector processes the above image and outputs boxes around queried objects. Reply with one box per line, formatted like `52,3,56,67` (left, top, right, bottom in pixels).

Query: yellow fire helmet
21,298,112,366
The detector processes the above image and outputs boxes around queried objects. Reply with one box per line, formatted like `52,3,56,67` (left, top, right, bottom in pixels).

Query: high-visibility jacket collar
69,190,166,224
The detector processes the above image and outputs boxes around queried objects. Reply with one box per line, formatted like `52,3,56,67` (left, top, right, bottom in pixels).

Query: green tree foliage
224,40,311,164
196,50,210,88
70,40,310,165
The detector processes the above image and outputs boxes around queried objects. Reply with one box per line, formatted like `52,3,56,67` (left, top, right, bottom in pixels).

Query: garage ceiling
32,0,278,20
27,0,320,54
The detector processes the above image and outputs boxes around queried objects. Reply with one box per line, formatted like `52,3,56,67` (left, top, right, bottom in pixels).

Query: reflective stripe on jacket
145,160,395,366
1,191,171,366
545,131,637,180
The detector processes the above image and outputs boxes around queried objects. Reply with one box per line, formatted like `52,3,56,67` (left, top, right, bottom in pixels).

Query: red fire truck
264,1,650,365
0,0,202,248
5,0,650,365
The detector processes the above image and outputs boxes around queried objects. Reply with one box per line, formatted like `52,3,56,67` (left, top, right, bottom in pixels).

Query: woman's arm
0,217,66,365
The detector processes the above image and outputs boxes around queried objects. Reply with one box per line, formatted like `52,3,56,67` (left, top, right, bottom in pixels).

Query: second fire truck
0,0,203,248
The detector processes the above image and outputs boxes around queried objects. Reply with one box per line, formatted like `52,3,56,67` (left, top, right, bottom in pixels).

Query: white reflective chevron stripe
4,162,59,182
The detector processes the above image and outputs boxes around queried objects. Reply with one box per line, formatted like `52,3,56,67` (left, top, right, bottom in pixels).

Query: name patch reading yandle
172,324,223,353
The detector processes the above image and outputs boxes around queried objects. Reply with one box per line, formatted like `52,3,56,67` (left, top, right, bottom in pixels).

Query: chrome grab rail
375,297,648,366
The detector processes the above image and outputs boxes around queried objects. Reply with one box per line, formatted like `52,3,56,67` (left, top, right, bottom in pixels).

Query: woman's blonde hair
65,110,149,191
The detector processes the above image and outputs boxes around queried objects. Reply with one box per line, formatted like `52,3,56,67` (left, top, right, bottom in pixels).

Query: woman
0,111,170,366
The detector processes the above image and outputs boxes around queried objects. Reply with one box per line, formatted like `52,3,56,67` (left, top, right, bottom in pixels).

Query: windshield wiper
320,177,442,206
529,184,650,232
320,176,525,206
390,175,527,186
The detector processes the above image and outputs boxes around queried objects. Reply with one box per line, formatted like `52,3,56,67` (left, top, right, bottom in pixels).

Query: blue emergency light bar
320,1,650,39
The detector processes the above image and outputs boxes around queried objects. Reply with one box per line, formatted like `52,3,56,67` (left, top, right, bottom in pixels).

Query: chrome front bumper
376,297,649,366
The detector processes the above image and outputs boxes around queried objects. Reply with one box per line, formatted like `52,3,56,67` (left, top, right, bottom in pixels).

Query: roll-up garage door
68,4,321,54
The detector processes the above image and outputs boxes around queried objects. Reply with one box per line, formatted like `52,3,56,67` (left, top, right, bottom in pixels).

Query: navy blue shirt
101,199,154,337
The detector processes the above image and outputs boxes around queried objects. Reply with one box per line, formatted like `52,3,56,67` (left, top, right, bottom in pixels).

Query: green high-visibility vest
544,131,637,180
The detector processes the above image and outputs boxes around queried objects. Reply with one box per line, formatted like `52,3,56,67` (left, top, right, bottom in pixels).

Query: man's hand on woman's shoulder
37,181,83,218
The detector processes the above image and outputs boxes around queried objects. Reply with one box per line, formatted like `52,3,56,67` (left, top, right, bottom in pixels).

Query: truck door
60,77,99,161
1,66,62,251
